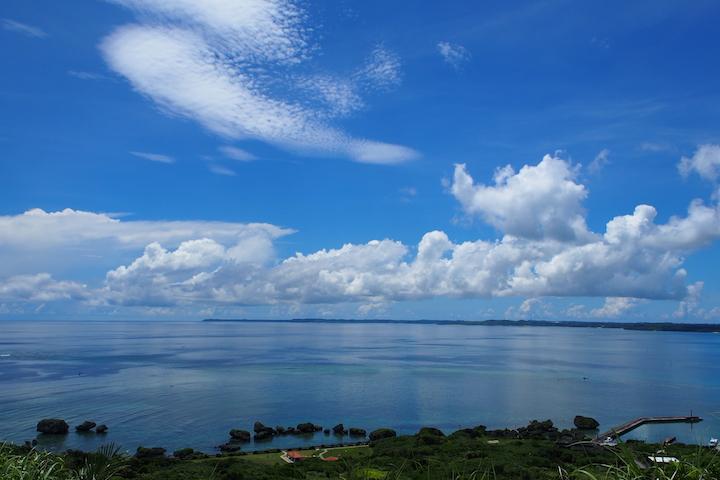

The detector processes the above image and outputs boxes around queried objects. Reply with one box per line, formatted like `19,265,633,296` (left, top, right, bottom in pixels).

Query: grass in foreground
2,434,718,480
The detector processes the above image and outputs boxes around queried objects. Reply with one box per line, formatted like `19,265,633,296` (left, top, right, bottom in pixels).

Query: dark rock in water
95,424,108,434
218,443,242,453
417,427,445,437
36,419,69,435
517,420,559,440
136,447,166,458
296,422,323,434
369,428,397,442
275,426,286,435
254,429,274,441
348,427,367,437
75,421,96,432
573,415,600,430
173,448,194,459
253,421,268,434
323,429,330,435
286,426,296,434
229,429,251,441
332,423,346,435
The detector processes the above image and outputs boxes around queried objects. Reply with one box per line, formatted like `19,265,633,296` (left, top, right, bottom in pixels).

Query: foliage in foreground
2,435,718,480
0,443,126,480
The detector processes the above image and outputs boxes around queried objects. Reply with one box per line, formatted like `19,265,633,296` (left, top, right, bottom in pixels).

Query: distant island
203,318,720,333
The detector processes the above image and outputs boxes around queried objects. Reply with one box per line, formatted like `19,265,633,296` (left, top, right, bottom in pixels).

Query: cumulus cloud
101,1,417,164
3,154,719,315
590,297,638,318
1,19,47,38
678,144,720,182
0,208,292,276
451,155,594,242
437,41,470,68
0,274,87,302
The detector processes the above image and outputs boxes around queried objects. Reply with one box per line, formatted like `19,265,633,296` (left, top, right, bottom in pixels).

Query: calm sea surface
0,320,719,453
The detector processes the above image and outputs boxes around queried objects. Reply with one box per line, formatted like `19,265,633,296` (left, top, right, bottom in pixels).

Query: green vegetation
3,433,718,480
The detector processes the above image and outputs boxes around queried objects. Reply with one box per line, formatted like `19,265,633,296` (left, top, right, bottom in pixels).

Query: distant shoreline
203,318,720,333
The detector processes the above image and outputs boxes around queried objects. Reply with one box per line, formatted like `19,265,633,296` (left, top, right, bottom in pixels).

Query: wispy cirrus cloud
1,19,47,38
130,151,175,164
101,1,417,165
208,164,237,176
219,146,256,162
437,41,470,68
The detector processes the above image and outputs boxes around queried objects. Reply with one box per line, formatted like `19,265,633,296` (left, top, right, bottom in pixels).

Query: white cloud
3,155,720,315
355,45,402,90
678,144,720,182
1,19,47,38
101,1,417,165
0,208,292,276
68,70,109,81
451,155,594,242
673,281,703,318
588,148,610,174
590,297,638,318
0,274,87,302
219,146,256,162
208,164,237,176
130,150,175,163
437,41,470,68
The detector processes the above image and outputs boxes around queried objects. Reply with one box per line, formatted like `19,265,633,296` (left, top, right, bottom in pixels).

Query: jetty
594,415,702,443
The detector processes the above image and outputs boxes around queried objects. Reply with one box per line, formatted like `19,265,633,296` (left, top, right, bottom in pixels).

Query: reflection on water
0,320,719,453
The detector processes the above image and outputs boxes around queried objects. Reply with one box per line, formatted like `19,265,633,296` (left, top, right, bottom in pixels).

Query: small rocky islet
32,415,601,457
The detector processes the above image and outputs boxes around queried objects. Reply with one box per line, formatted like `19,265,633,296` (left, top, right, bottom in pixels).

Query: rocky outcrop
369,428,397,441
253,421,269,433
332,423,346,435
229,429,251,441
573,415,600,430
486,428,519,439
296,422,322,434
36,419,69,435
218,443,242,453
136,447,166,459
348,428,367,437
517,420,559,440
417,427,445,437
254,429,274,441
556,428,590,446
95,424,108,434
253,421,275,440
75,421,96,432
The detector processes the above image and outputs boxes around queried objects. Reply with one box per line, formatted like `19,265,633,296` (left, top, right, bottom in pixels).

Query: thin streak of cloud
130,151,175,164
1,19,47,38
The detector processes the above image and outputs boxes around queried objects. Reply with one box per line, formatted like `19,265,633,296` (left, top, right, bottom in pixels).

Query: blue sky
2,0,720,321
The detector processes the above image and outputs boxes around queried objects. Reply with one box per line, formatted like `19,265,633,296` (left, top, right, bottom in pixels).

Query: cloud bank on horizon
100,0,418,165
2,151,719,320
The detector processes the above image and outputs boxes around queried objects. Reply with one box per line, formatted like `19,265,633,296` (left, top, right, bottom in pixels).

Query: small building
287,451,304,462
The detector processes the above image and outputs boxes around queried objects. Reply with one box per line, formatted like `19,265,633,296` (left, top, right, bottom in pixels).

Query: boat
599,436,618,447
710,438,718,447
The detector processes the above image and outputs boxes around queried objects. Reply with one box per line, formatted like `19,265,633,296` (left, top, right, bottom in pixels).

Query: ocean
0,320,718,453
